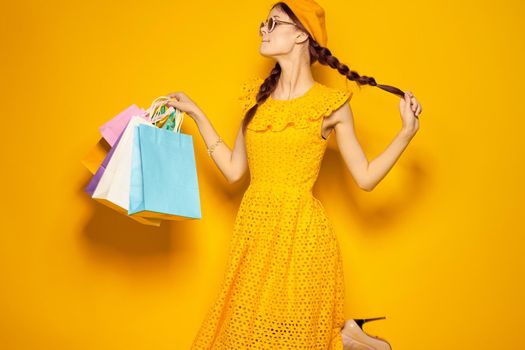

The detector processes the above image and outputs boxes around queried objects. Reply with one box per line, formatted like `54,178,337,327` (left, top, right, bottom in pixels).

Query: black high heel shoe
340,316,392,350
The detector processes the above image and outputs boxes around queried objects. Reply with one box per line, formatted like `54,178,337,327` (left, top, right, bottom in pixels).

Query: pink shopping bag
99,104,148,147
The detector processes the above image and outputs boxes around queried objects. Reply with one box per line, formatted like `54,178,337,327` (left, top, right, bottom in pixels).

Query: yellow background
1,0,523,349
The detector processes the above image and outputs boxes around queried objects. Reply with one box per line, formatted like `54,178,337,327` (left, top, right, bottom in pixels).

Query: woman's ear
295,32,309,44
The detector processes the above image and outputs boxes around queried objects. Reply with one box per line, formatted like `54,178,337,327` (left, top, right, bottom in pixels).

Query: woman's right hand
162,91,204,121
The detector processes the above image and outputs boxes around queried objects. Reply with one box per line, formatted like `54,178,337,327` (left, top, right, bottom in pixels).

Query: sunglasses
259,16,299,36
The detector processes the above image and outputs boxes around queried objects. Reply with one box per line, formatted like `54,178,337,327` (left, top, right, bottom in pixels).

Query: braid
241,62,282,135
242,2,405,134
309,40,405,97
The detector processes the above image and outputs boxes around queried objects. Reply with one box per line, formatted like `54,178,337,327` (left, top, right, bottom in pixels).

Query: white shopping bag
92,115,161,226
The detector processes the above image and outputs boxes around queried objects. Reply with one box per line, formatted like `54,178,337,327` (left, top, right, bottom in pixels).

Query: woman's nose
259,23,268,36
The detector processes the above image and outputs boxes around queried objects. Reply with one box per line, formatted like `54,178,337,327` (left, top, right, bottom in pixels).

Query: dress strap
317,87,353,119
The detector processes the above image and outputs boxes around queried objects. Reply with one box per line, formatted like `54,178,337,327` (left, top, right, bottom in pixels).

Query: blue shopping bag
128,122,202,220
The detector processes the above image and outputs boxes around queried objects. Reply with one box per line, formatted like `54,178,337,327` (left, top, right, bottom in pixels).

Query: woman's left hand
400,91,421,135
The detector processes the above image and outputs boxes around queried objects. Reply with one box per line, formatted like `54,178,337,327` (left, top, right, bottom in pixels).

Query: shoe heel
354,316,386,330
351,317,392,349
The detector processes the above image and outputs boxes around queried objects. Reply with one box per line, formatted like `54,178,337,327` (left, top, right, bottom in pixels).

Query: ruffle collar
239,77,353,132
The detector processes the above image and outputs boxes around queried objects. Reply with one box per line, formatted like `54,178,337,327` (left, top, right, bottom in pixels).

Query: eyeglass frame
259,16,300,36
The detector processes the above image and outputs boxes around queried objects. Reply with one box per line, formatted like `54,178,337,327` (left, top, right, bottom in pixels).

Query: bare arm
330,100,418,192
193,113,248,184
166,88,420,189
162,91,250,184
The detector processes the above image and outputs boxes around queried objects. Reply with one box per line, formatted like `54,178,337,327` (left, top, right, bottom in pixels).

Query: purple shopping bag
85,131,124,196
99,104,148,147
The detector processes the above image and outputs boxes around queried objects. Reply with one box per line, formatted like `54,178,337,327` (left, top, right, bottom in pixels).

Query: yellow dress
191,77,353,349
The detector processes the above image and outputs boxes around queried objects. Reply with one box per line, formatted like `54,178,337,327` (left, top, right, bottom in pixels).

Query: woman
164,1,421,349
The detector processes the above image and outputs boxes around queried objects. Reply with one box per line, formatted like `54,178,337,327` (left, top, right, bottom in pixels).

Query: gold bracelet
207,136,223,157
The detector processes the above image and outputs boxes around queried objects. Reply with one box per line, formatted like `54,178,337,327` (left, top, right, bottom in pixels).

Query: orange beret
281,0,328,47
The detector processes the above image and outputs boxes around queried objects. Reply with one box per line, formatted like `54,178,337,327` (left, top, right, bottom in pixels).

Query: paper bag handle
146,96,184,133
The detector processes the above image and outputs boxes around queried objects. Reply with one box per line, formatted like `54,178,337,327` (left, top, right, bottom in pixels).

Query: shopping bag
81,137,111,174
92,115,161,226
128,99,201,220
85,131,124,196
82,104,146,173
99,104,148,147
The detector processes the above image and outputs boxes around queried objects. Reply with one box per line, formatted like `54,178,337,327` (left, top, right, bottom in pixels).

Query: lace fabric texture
191,77,353,349
238,77,353,132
